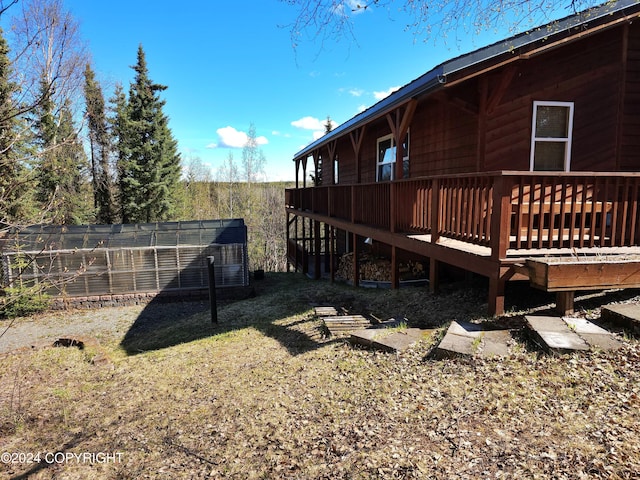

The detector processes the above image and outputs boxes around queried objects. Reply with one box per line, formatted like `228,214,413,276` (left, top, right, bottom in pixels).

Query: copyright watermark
1,451,123,464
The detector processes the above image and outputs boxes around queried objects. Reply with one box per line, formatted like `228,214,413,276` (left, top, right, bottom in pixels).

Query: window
376,132,409,181
530,101,574,171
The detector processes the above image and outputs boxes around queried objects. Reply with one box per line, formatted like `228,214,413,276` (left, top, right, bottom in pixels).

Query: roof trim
293,0,640,161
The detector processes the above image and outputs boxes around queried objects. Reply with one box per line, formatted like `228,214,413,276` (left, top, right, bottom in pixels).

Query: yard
1,273,639,479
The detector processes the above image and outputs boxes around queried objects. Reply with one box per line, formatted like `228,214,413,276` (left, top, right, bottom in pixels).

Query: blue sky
55,0,574,182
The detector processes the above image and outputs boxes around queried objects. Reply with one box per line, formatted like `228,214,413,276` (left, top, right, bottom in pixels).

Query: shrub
0,285,50,318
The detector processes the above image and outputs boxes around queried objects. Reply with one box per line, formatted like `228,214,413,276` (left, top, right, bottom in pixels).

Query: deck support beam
329,226,335,283
314,220,321,279
352,233,360,287
391,246,399,289
429,259,439,294
488,266,509,316
556,291,575,316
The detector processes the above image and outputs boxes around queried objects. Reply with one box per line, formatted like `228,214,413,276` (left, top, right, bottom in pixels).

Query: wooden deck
286,171,640,315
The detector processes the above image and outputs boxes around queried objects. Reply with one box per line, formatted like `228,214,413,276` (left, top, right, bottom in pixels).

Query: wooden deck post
352,233,360,287
302,217,308,275
329,226,335,283
324,223,331,274
429,178,441,293
314,220,321,279
556,291,575,316
391,246,399,289
429,259,439,294
487,175,512,315
488,268,507,316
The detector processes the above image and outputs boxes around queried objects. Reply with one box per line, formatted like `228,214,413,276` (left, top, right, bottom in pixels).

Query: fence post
207,256,218,324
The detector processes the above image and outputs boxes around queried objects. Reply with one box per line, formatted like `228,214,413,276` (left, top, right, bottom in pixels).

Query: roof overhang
292,0,640,161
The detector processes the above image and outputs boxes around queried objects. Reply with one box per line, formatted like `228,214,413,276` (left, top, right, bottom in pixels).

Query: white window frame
530,101,574,172
376,132,409,182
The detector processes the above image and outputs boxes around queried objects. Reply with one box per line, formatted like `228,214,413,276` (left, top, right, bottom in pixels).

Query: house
285,0,640,315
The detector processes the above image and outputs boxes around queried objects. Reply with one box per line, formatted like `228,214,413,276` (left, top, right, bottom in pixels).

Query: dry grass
1,273,639,479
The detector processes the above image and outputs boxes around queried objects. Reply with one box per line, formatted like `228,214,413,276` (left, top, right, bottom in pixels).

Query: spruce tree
0,26,33,225
84,64,115,223
110,83,131,224
118,45,181,224
32,77,88,225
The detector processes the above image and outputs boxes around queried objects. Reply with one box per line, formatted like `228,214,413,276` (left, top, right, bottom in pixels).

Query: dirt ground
1,274,639,479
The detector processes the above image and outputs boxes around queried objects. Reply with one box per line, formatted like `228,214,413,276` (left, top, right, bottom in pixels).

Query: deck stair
313,306,372,336
525,315,623,354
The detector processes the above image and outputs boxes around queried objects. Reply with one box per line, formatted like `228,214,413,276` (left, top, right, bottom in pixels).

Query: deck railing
285,171,640,259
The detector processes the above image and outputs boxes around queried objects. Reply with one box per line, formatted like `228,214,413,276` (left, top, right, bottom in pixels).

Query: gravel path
0,305,146,354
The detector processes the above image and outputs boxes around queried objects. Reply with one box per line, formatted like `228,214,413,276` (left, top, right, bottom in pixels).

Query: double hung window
530,101,574,171
377,132,409,181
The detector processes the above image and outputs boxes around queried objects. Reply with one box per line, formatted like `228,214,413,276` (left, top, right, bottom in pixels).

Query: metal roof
293,0,640,161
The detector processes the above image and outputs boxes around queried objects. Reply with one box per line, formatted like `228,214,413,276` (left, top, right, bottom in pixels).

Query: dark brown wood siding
484,26,624,172
409,97,478,176
621,24,640,171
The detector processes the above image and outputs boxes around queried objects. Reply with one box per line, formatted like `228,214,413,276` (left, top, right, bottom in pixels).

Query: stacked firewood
337,253,425,282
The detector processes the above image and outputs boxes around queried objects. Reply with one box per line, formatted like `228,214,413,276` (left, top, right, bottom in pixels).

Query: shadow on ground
119,272,640,357
119,273,335,356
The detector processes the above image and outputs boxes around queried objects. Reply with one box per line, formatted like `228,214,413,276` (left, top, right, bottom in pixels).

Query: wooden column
556,291,575,316
302,217,308,275
324,223,331,273
327,141,337,185
430,178,441,293
302,157,308,188
286,212,291,272
489,175,512,316
352,233,360,287
429,259,439,294
329,226,335,283
488,267,507,316
391,246,399,289
386,99,417,181
314,220,321,279
312,150,320,185
350,126,366,184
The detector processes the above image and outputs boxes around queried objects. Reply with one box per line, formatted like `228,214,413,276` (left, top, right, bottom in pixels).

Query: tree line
0,0,289,273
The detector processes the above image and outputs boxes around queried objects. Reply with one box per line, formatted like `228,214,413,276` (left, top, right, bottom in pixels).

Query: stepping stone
434,321,511,359
350,318,435,353
601,303,640,335
323,315,371,335
563,317,623,351
525,316,590,354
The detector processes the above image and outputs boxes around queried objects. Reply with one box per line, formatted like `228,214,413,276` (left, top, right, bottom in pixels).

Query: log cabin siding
621,24,640,171
482,26,625,172
410,98,478,176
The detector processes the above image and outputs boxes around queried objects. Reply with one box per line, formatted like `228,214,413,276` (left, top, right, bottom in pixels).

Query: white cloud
292,115,339,143
207,126,268,149
349,88,364,97
291,116,325,131
272,130,291,138
373,86,401,100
